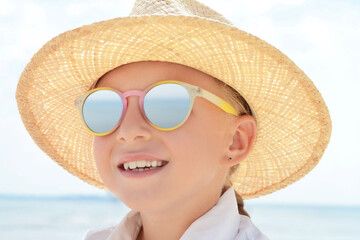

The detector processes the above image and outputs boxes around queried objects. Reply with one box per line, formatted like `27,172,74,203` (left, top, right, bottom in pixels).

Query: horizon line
1,193,359,208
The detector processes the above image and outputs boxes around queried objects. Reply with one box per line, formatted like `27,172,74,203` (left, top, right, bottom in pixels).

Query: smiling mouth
118,160,168,172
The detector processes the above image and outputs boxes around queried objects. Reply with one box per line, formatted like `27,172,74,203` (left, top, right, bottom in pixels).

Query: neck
136,186,228,240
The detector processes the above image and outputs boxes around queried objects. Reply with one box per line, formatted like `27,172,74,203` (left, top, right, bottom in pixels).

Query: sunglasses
75,80,242,136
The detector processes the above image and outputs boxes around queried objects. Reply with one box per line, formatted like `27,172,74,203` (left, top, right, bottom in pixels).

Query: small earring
229,157,232,161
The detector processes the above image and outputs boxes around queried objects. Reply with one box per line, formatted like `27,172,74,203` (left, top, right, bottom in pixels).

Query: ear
223,115,256,166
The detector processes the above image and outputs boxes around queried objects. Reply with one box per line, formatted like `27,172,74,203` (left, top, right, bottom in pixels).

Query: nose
114,96,152,144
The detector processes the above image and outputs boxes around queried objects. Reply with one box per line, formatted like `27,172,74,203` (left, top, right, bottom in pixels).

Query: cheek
166,113,228,174
186,109,229,157
93,136,112,175
164,130,227,199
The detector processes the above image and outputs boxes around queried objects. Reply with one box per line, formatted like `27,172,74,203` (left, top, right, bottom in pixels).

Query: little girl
16,0,332,239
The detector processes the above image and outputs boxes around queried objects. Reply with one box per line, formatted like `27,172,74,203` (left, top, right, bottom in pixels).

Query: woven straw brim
16,15,331,199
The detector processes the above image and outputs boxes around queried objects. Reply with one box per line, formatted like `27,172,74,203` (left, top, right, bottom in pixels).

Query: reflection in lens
83,90,123,133
144,83,190,129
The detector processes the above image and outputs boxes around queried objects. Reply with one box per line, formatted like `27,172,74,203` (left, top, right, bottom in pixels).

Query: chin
113,187,169,212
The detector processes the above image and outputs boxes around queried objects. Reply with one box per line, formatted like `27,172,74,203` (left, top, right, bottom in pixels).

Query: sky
0,0,359,206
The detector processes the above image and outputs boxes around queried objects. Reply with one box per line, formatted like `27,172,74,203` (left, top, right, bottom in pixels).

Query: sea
0,195,359,240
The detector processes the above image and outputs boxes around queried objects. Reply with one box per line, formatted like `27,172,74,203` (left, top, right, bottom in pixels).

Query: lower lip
118,164,168,178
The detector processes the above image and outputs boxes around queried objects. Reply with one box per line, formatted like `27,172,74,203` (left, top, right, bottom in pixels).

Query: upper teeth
123,160,165,170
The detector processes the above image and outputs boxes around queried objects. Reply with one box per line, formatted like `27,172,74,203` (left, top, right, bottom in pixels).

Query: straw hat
16,0,331,199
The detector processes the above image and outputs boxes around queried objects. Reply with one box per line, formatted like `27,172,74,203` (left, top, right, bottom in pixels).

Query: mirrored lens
144,83,191,129
82,90,123,134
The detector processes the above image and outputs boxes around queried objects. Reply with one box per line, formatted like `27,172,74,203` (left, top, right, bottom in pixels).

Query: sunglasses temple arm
199,89,240,116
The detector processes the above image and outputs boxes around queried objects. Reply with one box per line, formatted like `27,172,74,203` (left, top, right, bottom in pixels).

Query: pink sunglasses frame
75,80,242,136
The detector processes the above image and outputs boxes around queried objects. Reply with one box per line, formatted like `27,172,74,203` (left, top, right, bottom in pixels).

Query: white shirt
83,187,269,240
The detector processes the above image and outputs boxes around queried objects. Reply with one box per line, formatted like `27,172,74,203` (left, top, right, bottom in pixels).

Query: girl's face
94,61,235,212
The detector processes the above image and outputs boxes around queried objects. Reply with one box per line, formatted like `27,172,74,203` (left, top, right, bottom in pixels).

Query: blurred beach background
1,0,359,239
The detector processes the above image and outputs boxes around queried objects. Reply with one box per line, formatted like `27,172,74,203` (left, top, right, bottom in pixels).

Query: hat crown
129,0,233,25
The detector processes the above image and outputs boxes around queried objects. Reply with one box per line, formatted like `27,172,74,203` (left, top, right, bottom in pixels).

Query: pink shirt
83,187,269,240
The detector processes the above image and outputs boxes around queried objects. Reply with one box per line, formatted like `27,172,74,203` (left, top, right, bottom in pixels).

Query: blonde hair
214,77,254,217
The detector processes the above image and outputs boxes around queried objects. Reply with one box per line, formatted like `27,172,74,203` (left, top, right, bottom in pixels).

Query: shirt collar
180,186,241,240
107,186,241,240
